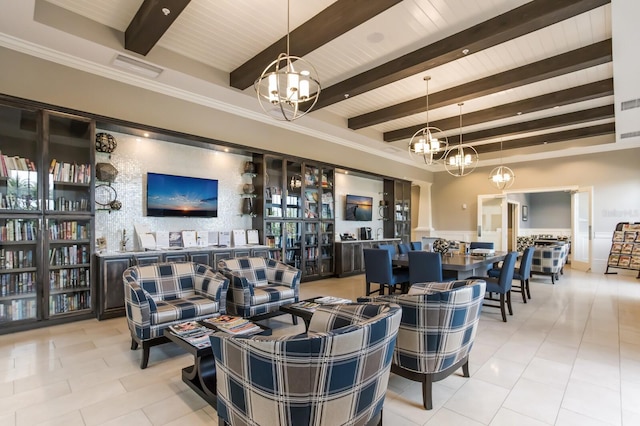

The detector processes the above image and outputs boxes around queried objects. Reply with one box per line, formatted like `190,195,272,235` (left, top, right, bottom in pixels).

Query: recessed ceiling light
517,112,522,115
224,148,229,152
462,49,470,55
143,133,149,137
162,8,171,16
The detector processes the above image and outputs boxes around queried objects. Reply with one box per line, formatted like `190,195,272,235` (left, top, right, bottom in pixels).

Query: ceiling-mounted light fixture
444,103,478,177
489,140,515,189
254,0,321,121
408,76,448,165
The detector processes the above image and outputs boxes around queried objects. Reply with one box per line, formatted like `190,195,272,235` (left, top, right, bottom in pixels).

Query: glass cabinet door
264,157,283,218
284,221,301,269
285,161,302,219
264,221,283,261
45,113,92,213
320,221,334,276
46,217,91,316
303,221,319,278
320,167,334,219
0,104,40,212
0,216,39,322
303,165,319,219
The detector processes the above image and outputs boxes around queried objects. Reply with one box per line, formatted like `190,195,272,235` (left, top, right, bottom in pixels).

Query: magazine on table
168,321,203,335
315,296,352,305
204,315,262,335
290,301,321,312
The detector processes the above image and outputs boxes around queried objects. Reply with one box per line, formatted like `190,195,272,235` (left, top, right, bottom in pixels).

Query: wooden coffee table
164,319,271,407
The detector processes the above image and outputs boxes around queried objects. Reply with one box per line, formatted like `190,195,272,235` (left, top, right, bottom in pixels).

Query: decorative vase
242,197,253,215
433,238,450,255
244,161,256,174
243,183,255,194
95,133,117,153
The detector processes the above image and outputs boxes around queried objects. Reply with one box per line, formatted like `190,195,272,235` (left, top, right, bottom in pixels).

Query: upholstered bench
123,261,229,368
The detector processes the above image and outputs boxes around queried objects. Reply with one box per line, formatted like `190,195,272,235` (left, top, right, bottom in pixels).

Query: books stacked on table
315,296,352,305
204,315,262,336
168,321,214,349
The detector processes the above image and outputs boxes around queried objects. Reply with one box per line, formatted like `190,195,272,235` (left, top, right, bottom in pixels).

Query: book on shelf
204,315,261,335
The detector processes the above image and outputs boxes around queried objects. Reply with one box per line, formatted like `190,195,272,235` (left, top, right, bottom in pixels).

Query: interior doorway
507,201,519,251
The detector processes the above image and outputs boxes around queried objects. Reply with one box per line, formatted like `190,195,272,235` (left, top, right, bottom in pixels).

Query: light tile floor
2,267,640,425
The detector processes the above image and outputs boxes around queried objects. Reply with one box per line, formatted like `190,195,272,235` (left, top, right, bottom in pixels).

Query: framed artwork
522,205,529,221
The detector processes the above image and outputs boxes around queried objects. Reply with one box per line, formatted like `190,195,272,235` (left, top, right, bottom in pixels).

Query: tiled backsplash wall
94,131,252,252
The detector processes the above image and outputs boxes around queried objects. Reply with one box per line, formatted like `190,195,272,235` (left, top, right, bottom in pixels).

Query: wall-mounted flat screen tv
345,194,373,221
146,172,218,217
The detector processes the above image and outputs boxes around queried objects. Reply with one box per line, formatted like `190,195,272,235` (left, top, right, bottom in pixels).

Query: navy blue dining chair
377,244,396,256
471,251,517,322
410,241,422,251
408,251,443,283
488,246,535,303
364,248,409,295
398,243,411,254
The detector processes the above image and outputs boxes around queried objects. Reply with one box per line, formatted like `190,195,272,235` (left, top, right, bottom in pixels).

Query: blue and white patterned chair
123,261,229,368
360,279,486,409
217,257,301,318
531,244,565,284
210,302,402,426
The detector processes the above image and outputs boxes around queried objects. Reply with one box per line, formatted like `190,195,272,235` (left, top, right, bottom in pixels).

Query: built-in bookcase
253,154,335,281
0,101,95,333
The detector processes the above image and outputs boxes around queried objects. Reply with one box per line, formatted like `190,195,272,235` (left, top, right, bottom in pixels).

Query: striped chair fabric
218,257,301,317
123,261,228,368
211,302,402,426
359,279,486,409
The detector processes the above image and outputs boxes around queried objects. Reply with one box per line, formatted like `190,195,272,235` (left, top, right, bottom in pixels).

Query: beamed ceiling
1,0,629,170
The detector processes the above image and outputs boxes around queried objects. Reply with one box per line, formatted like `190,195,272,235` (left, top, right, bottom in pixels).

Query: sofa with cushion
123,261,229,368
217,256,301,318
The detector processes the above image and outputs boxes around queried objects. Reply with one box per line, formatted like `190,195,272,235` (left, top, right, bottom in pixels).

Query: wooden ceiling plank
384,78,614,142
230,0,403,90
446,104,614,144
351,39,612,129
316,0,610,109
125,0,191,56
474,122,615,154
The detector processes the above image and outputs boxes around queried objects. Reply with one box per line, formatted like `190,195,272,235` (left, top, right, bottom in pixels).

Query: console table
94,245,270,320
334,239,401,277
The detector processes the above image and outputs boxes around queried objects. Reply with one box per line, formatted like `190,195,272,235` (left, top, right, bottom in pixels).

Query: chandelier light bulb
408,76,448,165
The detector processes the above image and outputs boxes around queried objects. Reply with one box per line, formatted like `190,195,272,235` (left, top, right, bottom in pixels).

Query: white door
571,187,593,271
477,195,507,251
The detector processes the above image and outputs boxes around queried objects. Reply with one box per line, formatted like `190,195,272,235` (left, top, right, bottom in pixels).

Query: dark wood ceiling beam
125,0,191,55
230,0,402,90
316,0,610,109
350,39,612,129
474,123,615,155
445,104,614,145
384,78,614,142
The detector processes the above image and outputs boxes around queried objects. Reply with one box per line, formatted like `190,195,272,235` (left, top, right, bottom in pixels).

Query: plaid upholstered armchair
217,257,301,318
123,262,228,368
360,279,486,409
210,302,402,426
531,244,566,284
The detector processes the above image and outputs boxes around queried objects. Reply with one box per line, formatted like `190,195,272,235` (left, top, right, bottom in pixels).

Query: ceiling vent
111,54,163,78
621,98,640,111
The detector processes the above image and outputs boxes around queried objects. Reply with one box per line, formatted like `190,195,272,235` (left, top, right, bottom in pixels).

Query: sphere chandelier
254,0,321,121
444,103,478,177
489,140,515,189
408,76,448,164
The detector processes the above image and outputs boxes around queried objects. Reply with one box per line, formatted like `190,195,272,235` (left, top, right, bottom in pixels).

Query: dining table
392,251,507,280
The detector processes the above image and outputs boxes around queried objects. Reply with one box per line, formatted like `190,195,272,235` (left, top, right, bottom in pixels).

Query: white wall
94,130,252,252
334,173,384,240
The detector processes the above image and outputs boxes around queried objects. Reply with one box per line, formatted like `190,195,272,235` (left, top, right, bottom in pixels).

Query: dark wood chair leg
462,360,470,377
520,279,527,303
422,374,433,410
291,314,298,325
499,293,507,322
131,338,138,350
506,291,513,315
551,274,555,284
526,279,531,299
140,341,150,369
